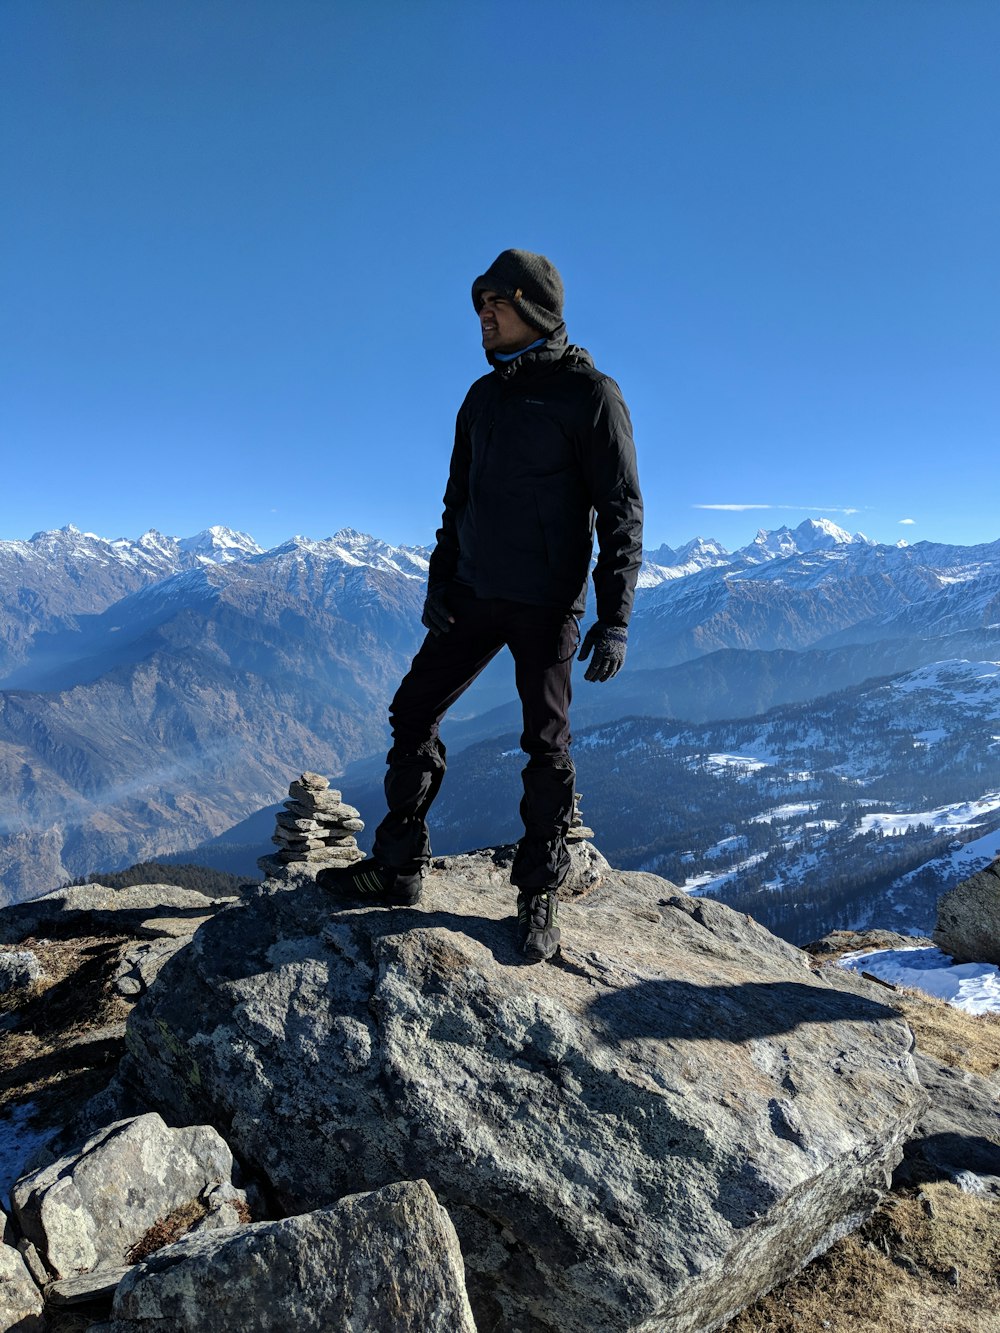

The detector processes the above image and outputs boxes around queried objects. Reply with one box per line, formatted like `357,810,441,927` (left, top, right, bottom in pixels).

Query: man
319,249,643,961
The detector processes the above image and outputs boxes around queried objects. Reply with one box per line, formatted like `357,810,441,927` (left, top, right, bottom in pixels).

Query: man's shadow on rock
585,978,902,1044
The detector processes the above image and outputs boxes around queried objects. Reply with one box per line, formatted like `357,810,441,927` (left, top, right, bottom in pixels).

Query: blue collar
492,337,547,363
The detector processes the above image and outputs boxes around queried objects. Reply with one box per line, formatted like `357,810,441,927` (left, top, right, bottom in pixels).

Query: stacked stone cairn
566,792,595,842
257,772,366,880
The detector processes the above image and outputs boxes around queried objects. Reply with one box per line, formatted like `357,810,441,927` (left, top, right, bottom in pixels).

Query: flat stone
895,1052,1000,1196
256,852,363,881
566,825,595,842
17,1239,48,1288
298,771,331,790
288,782,342,805
806,930,934,956
0,884,224,946
284,795,356,818
275,814,326,834
300,810,364,830
277,848,364,865
137,913,216,940
103,1181,474,1333
45,1265,130,1306
293,830,355,845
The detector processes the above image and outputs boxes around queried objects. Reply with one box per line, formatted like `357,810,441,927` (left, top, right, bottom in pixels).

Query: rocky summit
119,844,925,1333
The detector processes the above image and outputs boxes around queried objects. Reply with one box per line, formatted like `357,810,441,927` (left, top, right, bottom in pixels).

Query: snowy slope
839,946,1000,1015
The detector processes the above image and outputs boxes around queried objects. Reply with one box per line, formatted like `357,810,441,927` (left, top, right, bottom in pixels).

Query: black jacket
427,329,644,626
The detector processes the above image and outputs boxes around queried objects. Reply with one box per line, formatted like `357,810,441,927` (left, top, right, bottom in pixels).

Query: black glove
578,622,628,682
421,585,455,636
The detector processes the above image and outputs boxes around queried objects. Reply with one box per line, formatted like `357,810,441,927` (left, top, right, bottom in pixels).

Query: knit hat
471,249,565,335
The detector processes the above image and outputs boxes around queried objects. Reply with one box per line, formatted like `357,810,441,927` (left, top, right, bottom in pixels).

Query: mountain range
1,517,998,910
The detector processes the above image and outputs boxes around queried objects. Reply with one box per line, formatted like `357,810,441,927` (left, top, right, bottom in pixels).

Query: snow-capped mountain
0,525,429,682
3,517,1000,909
638,537,731,587
740,518,872,561
631,525,1000,669
638,518,873,587
312,528,431,580
177,526,264,563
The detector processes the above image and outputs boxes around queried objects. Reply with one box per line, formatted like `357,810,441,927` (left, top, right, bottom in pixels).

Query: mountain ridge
2,518,999,908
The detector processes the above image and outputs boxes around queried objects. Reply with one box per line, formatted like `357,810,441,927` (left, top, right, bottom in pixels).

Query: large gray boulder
933,858,1000,964
121,849,924,1333
0,1242,44,1330
11,1112,247,1279
896,1052,1000,1196
98,1180,475,1332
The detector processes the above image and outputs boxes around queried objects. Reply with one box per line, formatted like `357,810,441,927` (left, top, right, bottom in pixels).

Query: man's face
477,290,542,353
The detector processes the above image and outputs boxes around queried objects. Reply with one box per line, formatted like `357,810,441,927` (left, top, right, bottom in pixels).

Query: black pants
373,584,579,892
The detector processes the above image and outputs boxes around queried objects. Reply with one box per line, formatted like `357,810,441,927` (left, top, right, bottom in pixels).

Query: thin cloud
694,503,861,515
899,518,916,525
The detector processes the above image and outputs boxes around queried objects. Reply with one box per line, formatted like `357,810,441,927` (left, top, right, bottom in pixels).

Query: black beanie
471,249,565,335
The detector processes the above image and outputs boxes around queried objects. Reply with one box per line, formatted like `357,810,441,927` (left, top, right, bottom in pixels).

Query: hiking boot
516,891,561,962
316,859,423,906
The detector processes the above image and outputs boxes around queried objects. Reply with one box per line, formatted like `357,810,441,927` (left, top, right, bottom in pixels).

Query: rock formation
2,784,964,1332
566,791,595,842
12,1113,248,1281
120,845,925,1333
97,1180,476,1333
257,771,366,881
0,948,42,992
933,856,1000,965
0,881,231,947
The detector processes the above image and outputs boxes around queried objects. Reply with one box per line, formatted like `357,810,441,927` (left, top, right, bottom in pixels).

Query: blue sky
3,1,998,554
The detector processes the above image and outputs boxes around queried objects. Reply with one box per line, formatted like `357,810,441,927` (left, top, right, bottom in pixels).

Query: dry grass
0,933,132,1131
123,1192,255,1265
891,986,1000,1080
125,1196,210,1263
47,1314,99,1333
724,1181,1000,1333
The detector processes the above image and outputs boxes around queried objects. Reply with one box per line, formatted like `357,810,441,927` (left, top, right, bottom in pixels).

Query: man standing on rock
319,249,643,961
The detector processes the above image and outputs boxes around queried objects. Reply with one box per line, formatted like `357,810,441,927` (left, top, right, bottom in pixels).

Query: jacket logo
524,399,546,406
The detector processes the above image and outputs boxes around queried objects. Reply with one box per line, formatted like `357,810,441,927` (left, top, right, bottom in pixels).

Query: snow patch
857,791,1000,838
839,946,1000,1015
0,1100,49,1211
